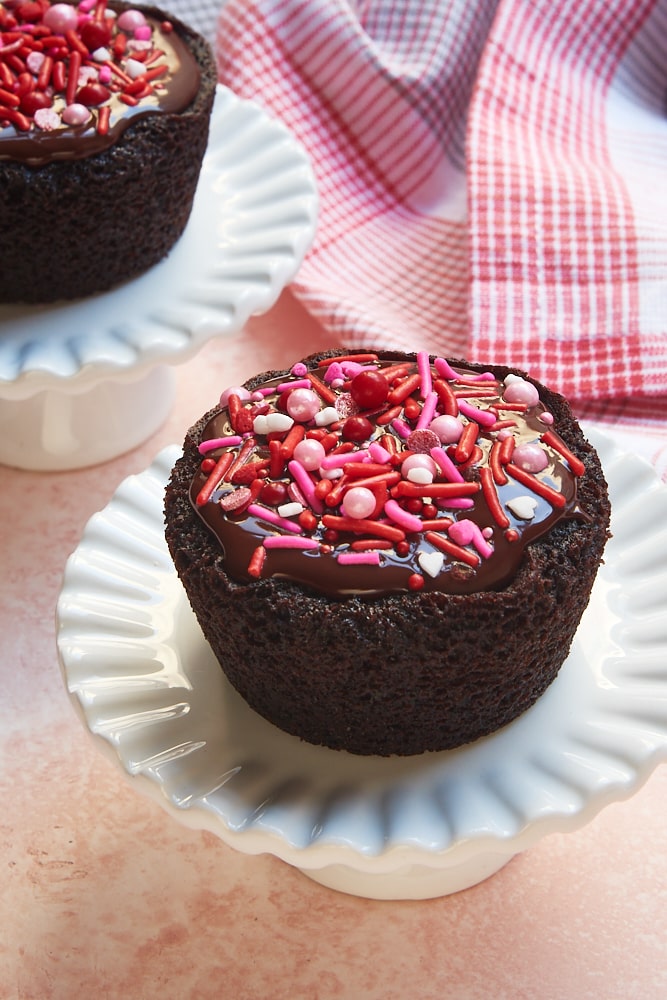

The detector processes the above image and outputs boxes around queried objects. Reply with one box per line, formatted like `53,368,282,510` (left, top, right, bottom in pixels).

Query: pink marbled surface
1,291,666,1000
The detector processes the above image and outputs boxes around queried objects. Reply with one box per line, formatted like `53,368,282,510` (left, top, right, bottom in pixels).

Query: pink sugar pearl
429,414,464,444
62,103,91,126
286,388,320,422
512,442,549,473
502,377,540,406
342,486,376,520
219,385,251,407
117,10,147,32
293,438,326,471
43,3,79,33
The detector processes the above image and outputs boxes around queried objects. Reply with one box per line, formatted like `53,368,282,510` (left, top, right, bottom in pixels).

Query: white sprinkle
277,501,304,518
314,406,338,427
418,550,445,578
124,58,147,79
407,468,434,485
506,495,538,520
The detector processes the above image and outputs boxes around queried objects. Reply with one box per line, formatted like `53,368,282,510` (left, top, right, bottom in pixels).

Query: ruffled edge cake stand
0,86,318,470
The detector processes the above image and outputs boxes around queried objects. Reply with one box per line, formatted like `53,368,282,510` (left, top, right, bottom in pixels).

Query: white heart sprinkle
418,550,444,578
506,495,538,520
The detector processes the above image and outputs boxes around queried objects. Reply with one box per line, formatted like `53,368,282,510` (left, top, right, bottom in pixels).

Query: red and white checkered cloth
170,0,667,476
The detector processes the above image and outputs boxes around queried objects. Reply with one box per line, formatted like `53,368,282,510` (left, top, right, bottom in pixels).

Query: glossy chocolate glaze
189,354,586,598
0,2,200,165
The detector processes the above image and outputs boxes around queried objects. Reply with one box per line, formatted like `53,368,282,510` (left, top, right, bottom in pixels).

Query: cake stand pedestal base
0,365,176,471
298,850,517,900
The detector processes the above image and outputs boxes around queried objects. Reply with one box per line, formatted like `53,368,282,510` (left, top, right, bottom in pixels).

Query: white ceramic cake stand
56,428,667,899
0,86,318,470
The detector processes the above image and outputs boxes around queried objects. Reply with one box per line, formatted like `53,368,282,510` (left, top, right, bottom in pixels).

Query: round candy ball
342,486,376,519
293,438,326,471
512,442,549,473
42,3,79,33
286,388,321,422
349,370,389,409
502,377,540,406
429,414,464,443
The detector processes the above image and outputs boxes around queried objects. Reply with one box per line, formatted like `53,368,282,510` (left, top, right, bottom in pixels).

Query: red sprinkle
480,466,510,529
506,462,567,508
540,430,586,476
247,546,266,579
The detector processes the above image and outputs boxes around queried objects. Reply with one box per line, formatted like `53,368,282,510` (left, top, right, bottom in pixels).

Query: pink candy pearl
62,103,91,126
117,10,147,32
513,442,549,473
286,388,320,422
429,414,463,443
503,378,540,406
342,486,376,520
43,3,79,33
293,438,326,471
219,385,251,407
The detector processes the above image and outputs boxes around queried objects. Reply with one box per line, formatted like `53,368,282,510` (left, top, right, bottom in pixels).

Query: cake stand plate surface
56,429,667,899
0,85,318,470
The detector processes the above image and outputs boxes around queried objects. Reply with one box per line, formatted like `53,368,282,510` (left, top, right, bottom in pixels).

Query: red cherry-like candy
349,370,388,409
80,20,112,51
19,91,51,116
342,414,373,441
76,83,111,107
259,481,288,506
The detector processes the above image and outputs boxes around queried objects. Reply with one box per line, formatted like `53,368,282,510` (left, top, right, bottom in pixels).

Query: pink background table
1,292,665,1000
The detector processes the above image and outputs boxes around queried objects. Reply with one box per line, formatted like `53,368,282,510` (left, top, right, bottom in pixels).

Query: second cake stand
0,86,318,470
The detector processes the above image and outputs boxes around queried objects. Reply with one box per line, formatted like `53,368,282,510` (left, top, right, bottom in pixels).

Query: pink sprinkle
79,0,96,11
449,519,494,558
459,371,497,382
434,357,458,381
34,108,61,131
337,551,381,565
391,418,412,439
291,362,308,377
277,379,311,392
417,350,432,398
263,536,319,550
457,399,497,428
134,25,152,41
98,65,112,84
323,362,344,383
438,498,474,509
320,448,371,470
247,504,303,534
198,435,243,455
416,390,438,430
430,446,465,483
287,459,324,514
25,51,45,73
384,498,423,533
368,441,393,464
539,411,554,425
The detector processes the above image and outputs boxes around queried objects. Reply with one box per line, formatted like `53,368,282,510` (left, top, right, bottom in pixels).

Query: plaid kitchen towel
169,0,667,473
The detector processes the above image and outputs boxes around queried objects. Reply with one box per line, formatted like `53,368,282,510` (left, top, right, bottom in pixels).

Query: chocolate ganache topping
0,1,200,165
190,352,588,598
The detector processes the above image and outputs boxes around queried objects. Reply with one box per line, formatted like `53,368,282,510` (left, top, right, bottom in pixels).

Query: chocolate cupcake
164,350,611,756
0,1,217,303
